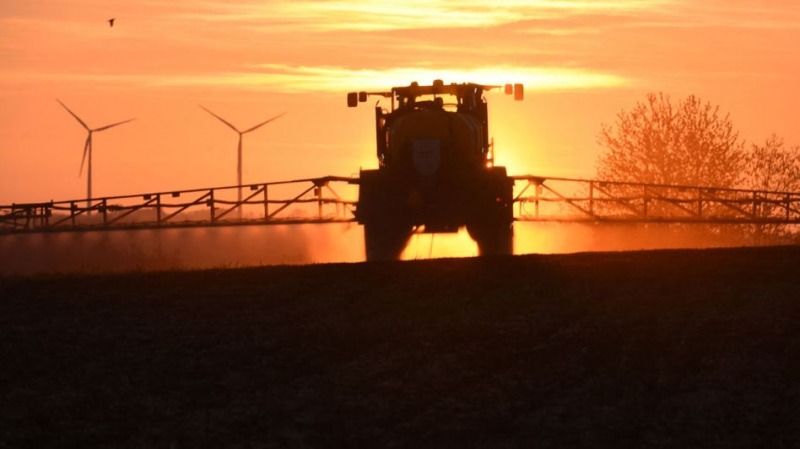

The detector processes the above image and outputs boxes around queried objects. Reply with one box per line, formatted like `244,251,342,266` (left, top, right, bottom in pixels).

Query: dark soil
2,246,799,448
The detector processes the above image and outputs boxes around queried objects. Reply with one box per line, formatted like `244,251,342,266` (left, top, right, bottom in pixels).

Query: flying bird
108,18,115,27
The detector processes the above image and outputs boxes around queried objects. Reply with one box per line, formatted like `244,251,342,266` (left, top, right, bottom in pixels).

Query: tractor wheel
467,220,513,256
358,170,412,261
364,221,412,261
467,167,514,256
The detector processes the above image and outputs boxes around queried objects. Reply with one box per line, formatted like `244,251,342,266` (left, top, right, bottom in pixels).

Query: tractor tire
364,221,412,261
467,167,514,256
358,169,412,261
467,219,513,256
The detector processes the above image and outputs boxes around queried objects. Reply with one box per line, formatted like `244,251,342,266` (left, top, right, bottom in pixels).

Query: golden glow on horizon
402,230,478,260
6,64,626,93
239,65,628,93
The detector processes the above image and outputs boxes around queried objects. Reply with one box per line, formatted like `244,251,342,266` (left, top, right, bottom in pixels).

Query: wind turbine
200,105,286,216
57,99,135,211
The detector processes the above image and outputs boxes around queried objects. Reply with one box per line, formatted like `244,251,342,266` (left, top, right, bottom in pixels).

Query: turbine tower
57,99,135,211
200,105,286,217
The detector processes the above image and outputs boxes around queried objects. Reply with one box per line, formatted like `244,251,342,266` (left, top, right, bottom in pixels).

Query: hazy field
0,222,758,276
2,246,799,447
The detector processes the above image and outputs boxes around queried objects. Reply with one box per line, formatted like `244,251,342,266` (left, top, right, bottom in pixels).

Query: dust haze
514,222,795,256
0,224,363,276
1,221,778,276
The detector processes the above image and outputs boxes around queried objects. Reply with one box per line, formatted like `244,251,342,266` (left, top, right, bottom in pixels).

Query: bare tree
597,93,747,188
745,134,800,192
593,93,751,245
596,94,800,244
744,134,800,242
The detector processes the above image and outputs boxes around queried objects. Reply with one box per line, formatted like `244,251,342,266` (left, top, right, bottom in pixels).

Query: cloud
4,64,627,93
3,0,797,96
235,64,628,92
176,0,670,31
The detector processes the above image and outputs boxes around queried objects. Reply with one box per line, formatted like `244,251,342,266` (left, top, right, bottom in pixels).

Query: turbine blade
199,105,240,133
79,136,91,176
56,99,90,131
243,112,287,134
94,118,135,132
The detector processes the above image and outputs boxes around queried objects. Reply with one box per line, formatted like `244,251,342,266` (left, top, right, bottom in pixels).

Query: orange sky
2,0,800,205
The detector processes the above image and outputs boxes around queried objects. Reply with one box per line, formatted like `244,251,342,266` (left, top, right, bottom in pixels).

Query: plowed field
2,246,799,447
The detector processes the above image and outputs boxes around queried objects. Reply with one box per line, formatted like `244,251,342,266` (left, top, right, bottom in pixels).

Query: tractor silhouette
348,80,524,261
